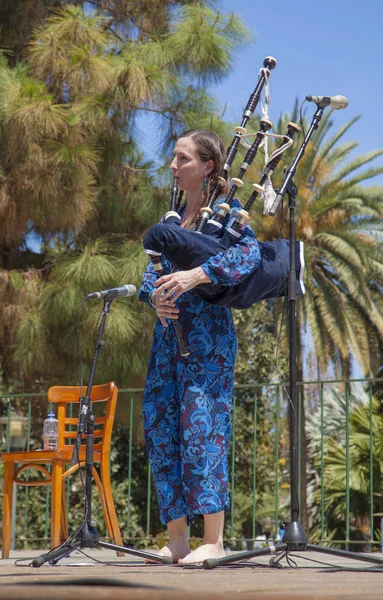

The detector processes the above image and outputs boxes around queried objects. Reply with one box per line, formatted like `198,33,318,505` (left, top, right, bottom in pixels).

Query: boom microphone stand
32,294,171,567
202,100,383,570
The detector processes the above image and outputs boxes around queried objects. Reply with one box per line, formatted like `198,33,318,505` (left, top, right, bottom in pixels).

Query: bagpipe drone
143,57,305,354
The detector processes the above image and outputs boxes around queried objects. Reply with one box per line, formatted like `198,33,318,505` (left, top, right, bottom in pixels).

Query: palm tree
239,105,383,528
306,381,383,549
250,107,383,375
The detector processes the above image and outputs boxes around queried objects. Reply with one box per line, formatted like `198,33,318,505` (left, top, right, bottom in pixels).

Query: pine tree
0,2,249,389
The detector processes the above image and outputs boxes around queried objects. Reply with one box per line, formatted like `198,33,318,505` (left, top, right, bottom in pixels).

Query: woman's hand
151,292,179,328
151,293,180,327
153,267,211,303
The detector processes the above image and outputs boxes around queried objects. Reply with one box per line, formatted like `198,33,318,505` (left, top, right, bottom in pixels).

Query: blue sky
212,0,382,167
139,0,383,185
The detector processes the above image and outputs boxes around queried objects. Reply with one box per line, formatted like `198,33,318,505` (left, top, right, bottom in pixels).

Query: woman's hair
177,130,228,217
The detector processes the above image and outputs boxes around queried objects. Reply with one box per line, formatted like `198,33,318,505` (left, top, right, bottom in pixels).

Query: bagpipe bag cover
144,221,304,309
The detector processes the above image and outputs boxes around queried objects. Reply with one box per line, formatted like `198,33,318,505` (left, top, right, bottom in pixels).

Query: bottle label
44,435,58,450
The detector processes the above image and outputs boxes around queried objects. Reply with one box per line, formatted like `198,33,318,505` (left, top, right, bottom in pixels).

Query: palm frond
328,150,383,186
318,115,360,160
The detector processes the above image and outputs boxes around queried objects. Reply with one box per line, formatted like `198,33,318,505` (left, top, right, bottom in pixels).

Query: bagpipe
143,57,305,354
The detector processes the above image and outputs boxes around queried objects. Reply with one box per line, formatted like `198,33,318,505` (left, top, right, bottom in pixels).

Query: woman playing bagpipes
138,130,261,564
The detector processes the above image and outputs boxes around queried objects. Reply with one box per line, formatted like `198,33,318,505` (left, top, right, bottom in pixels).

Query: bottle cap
47,412,56,418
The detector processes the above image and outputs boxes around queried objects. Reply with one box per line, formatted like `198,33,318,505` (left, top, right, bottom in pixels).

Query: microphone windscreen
124,284,137,297
331,95,349,110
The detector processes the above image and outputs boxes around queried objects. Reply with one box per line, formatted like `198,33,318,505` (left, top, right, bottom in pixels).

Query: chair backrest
47,382,118,455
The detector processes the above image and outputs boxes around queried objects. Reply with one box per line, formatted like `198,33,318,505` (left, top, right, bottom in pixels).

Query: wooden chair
1,382,123,558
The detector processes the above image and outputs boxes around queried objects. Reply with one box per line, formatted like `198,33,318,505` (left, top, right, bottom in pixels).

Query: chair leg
92,467,113,535
1,462,15,559
51,460,63,549
60,487,68,542
100,462,124,554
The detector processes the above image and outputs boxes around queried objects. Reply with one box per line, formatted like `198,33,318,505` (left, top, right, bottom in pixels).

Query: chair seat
1,449,102,464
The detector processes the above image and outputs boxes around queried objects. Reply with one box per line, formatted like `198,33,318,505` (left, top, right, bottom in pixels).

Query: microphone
306,95,349,110
85,284,137,300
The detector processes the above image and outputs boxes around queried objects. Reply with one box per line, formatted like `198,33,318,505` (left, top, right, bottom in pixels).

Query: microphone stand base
281,521,308,550
80,519,100,548
31,521,172,567
202,519,383,570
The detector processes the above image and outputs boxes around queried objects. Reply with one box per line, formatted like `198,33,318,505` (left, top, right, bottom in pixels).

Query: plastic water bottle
43,412,58,450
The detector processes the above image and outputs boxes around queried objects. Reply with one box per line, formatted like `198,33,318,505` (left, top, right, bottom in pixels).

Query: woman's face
170,137,214,192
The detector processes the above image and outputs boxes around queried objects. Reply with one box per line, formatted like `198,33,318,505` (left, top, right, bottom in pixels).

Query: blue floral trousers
142,292,237,525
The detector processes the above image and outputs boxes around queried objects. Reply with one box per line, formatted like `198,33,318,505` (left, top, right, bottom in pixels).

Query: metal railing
0,378,382,551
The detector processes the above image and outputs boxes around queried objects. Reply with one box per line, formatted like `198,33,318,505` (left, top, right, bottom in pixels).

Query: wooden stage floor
1,548,383,599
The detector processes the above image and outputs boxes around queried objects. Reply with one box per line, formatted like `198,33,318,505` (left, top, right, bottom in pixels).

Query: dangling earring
203,176,208,192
